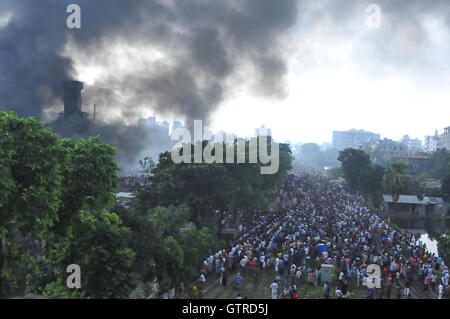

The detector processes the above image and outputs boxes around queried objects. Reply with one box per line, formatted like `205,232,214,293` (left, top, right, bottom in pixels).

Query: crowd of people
195,174,449,299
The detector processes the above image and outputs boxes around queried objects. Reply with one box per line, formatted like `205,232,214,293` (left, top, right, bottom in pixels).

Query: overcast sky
2,0,450,145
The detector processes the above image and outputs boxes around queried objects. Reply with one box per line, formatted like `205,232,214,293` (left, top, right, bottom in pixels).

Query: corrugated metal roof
116,192,135,198
383,195,430,205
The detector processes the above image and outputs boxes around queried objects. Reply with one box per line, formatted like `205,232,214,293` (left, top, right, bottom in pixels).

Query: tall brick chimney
63,80,84,117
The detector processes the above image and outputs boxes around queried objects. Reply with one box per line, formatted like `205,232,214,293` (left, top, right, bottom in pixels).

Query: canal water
391,217,450,257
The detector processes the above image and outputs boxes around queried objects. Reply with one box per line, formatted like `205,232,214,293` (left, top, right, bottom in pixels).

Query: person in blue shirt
233,273,244,290
324,282,331,299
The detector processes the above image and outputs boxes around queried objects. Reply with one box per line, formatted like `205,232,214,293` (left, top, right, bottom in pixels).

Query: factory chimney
63,80,84,117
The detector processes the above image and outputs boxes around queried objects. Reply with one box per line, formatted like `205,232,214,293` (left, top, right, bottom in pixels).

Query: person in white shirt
335,287,343,298
240,256,248,269
270,281,279,299
295,268,302,286
260,254,266,267
438,283,444,299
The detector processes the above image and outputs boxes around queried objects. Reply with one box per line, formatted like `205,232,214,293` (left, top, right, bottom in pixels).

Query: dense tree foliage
136,138,292,228
41,209,137,299
431,148,450,179
442,171,450,202
337,148,427,206
0,113,292,298
0,112,62,234
0,112,132,298
126,138,292,292
438,230,450,267
383,162,410,202
338,149,373,193
0,112,62,296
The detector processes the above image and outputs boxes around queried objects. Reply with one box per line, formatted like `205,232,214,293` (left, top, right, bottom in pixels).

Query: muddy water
391,217,450,256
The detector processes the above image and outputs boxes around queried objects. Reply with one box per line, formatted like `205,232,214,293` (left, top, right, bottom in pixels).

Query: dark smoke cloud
0,0,74,118
0,0,298,123
0,0,300,171
0,0,299,170
2,0,450,169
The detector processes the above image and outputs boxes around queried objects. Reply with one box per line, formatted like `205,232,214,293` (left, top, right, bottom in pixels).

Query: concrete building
361,138,408,163
390,155,435,176
442,126,450,149
424,130,442,153
51,80,90,135
62,80,84,117
401,135,422,153
332,129,380,150
424,127,450,153
376,139,407,156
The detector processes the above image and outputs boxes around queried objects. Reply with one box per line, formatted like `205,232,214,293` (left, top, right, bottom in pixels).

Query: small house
382,195,448,218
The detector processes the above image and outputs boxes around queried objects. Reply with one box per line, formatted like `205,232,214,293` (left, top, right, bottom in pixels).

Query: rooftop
383,194,445,205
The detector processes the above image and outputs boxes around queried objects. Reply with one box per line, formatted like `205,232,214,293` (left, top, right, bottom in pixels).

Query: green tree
42,209,136,299
55,136,119,235
41,278,85,299
366,164,386,206
0,112,63,297
34,136,129,299
361,145,389,167
0,112,136,299
431,148,449,179
136,138,292,229
442,171,450,202
338,148,372,193
438,230,450,267
383,162,410,202
178,226,221,284
129,137,292,292
120,205,189,290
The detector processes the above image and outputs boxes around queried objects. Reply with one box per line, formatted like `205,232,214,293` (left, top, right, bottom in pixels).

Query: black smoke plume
0,0,298,169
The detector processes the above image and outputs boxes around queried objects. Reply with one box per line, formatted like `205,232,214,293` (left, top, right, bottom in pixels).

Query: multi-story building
360,138,408,164
332,129,381,150
441,127,450,149
391,155,435,176
424,127,450,153
424,130,440,153
377,138,408,158
401,135,423,153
